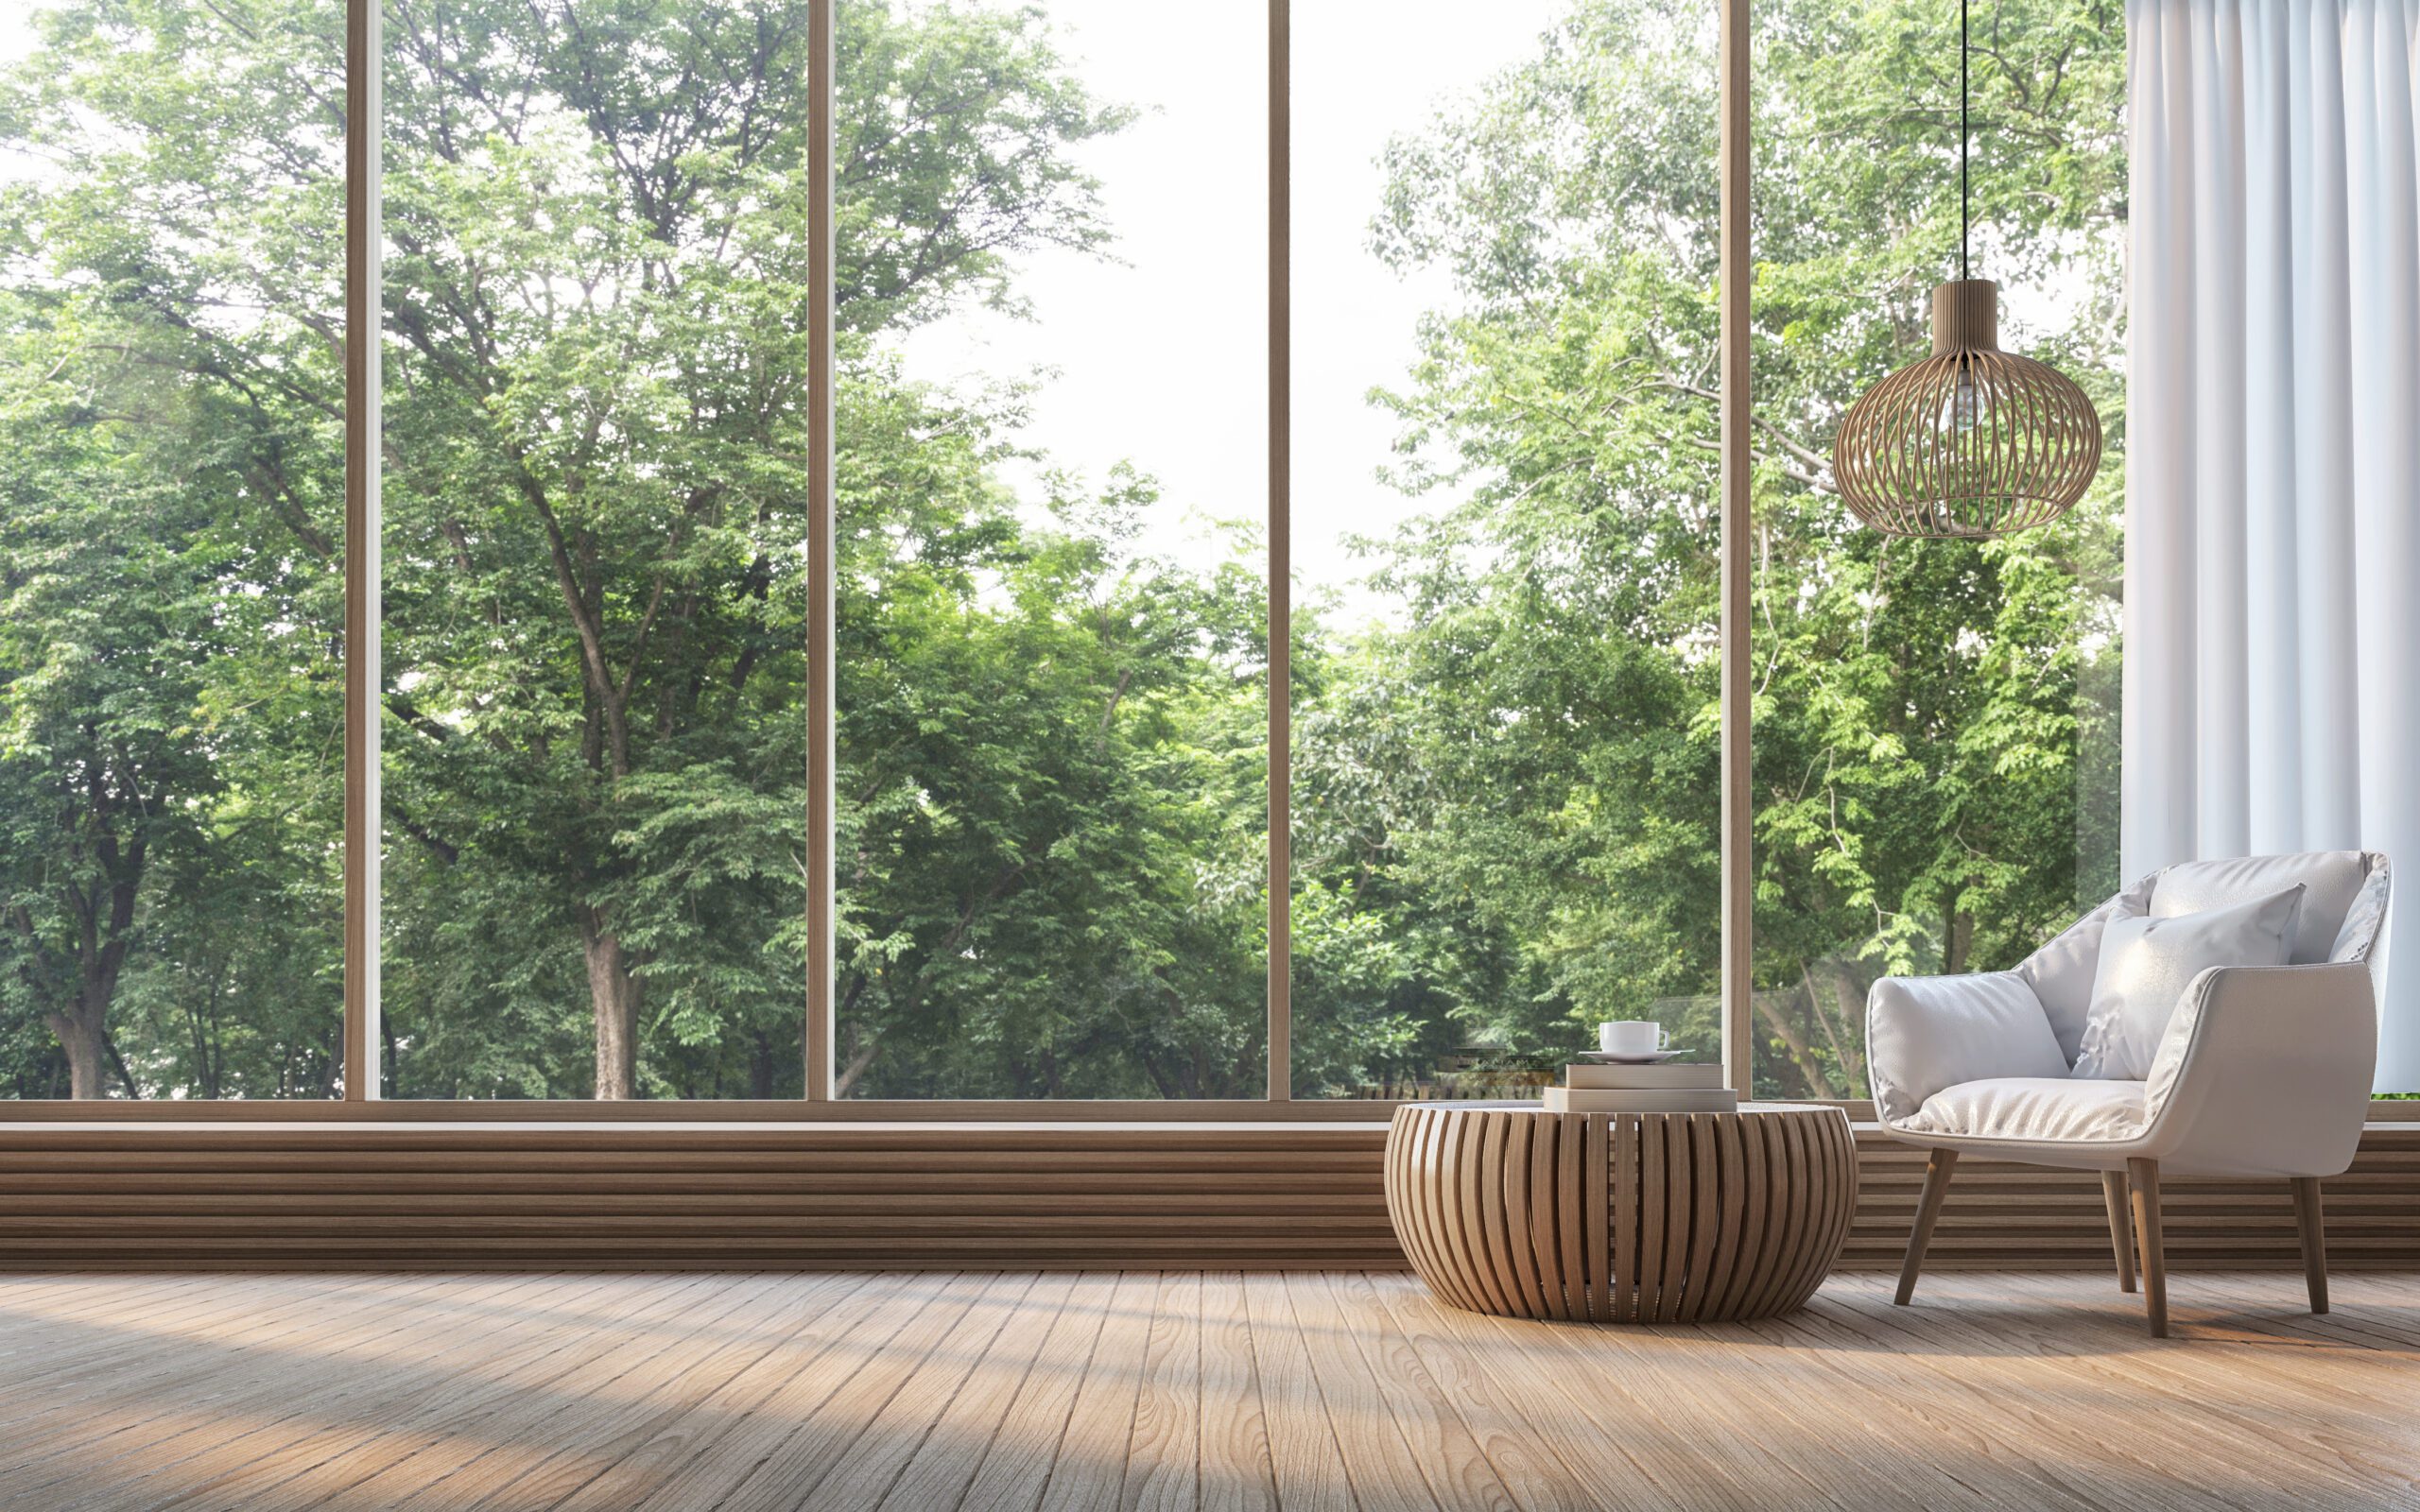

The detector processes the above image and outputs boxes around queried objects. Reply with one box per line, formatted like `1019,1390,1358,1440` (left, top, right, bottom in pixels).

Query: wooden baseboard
2,1121,2414,1272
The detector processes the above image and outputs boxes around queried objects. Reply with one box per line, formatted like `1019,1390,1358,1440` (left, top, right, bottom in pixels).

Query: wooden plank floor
3,1271,2417,1511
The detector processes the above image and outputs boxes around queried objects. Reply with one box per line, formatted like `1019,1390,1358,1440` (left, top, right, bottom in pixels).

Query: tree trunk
1802,962,1865,1095
1824,966,1871,1091
750,1030,775,1100
1754,988,1834,1097
1945,902,1975,976
580,909,641,1099
47,933,131,1099
835,1036,879,1098
44,1009,110,1100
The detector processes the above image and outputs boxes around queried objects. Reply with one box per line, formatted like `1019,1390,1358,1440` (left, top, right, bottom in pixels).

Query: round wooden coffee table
1385,1102,1856,1323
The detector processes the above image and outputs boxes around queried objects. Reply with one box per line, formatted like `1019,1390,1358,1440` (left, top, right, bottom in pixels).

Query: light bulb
1941,367,1983,434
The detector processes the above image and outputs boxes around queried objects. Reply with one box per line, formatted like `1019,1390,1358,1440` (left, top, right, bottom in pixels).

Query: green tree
374,0,1154,1096
1288,0,2125,1096
0,18,349,1103
1,0,1269,1099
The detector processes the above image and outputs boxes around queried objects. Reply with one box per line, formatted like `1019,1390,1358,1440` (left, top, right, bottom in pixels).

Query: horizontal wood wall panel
0,1124,1403,1271
2,1121,2415,1272
1843,1126,2420,1272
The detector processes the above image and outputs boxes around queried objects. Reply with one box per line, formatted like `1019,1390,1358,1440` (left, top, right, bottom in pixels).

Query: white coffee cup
1598,1020,1668,1057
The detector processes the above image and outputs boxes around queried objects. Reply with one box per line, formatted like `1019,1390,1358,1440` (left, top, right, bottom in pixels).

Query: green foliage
0,0,2125,1102
0,0,349,1097
1321,0,2126,1096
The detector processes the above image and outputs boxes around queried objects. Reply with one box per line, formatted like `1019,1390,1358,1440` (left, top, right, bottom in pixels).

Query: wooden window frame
0,0,2394,1127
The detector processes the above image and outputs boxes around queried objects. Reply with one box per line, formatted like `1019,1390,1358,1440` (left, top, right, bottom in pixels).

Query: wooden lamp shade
1831,279,2101,539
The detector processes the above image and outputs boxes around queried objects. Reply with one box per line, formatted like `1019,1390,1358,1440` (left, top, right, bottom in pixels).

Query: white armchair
1867,850,2392,1336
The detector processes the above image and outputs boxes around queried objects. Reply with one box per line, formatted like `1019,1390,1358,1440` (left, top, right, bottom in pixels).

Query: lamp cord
1961,0,1970,281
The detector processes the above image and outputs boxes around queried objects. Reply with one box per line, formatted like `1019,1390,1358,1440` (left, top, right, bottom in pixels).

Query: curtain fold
2126,0,2419,1091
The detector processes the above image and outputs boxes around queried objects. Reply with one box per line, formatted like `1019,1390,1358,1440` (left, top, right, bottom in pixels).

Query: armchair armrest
1866,971,2069,1125
2140,962,2377,1177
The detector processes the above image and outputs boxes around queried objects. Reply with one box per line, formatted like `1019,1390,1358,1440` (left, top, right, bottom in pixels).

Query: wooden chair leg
2100,1170,2135,1294
1894,1147,1959,1307
2291,1177,2329,1315
2127,1157,2168,1337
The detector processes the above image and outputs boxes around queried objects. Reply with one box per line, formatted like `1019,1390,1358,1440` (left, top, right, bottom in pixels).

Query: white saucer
1577,1049,1689,1064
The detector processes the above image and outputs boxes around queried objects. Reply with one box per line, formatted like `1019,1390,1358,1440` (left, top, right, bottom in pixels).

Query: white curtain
2126,0,2420,1091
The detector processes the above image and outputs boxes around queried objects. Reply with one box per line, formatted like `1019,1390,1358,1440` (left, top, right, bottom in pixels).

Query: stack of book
1543,1060,1737,1113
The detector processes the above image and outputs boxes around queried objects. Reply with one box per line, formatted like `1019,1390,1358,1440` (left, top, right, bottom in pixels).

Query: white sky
890,0,1567,625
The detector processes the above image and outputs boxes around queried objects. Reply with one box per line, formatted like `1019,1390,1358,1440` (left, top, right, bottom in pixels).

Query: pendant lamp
1830,0,2101,539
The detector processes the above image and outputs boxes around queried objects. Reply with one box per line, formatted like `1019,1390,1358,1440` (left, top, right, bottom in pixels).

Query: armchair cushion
2150,850,2370,963
2014,880,2155,1062
1901,1076,2148,1144
2071,885,2305,1079
1866,971,2068,1124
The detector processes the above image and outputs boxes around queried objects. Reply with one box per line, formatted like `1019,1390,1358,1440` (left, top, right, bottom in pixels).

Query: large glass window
834,0,1268,1097
1748,0,2126,1100
0,0,347,1098
1289,0,1723,1099
0,0,2143,1109
378,0,813,1098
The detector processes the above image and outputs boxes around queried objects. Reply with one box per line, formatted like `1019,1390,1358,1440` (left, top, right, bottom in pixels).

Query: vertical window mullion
342,0,382,1101
805,0,838,1103
1267,0,1292,1103
1719,0,1753,1100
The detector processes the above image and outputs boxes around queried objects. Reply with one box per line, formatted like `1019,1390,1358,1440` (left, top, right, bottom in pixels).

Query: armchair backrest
2148,850,2387,964
2016,851,2393,1067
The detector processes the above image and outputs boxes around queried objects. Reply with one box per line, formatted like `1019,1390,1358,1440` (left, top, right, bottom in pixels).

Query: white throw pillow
2071,885,2305,1080
2014,882,2152,1062
1865,971,2068,1124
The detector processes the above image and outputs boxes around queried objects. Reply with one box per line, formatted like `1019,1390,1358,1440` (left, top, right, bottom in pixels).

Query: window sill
2,1096,2410,1128
0,1099,1404,1125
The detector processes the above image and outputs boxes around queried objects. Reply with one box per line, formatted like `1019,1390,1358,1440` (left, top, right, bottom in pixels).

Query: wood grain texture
1894,1145,1958,1306
2101,1169,2136,1293
2130,1156,2169,1338
1383,1106,1857,1322
1849,1124,2420,1272
4,1120,2420,1271
5,1271,2418,1511
1238,1272,1354,1512
0,1125,1401,1271
2292,1175,2329,1314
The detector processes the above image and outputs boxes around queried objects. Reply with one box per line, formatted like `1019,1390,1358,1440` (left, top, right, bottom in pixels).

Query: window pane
379,0,810,1098
0,0,346,1097
834,0,1268,1098
1749,0,2126,1100
1290,0,1723,1099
